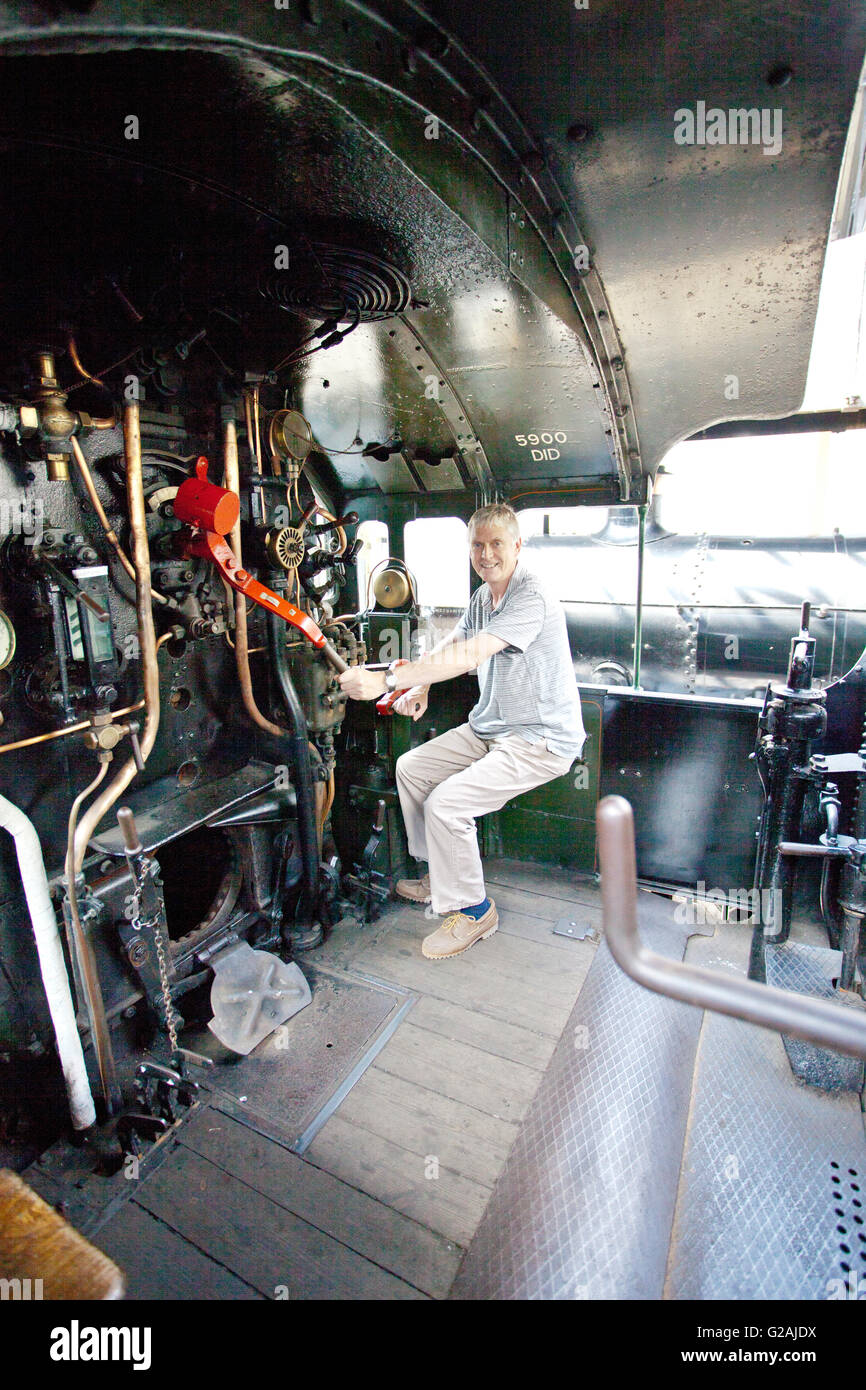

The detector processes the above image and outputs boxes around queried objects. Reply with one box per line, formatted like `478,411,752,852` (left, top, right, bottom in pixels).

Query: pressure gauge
0,610,15,669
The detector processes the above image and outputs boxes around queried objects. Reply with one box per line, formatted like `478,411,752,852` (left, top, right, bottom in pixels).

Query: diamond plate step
764,941,865,1092
665,929,866,1299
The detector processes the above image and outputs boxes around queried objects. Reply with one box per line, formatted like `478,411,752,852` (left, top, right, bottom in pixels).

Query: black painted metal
0,1,859,494
751,623,828,974
599,689,762,890
266,612,321,943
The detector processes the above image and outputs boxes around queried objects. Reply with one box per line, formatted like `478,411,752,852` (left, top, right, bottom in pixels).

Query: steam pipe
0,793,96,1131
63,758,118,1113
222,415,320,929
222,418,288,742
59,402,160,1112
70,435,171,608
72,403,161,873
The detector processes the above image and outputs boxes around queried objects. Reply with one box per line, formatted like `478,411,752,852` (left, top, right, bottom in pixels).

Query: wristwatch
384,659,408,692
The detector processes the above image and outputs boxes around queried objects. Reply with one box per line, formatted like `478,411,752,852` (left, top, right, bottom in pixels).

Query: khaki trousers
395,723,574,914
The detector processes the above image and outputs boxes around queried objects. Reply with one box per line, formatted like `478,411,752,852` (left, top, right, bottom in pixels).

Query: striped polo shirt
456,562,586,761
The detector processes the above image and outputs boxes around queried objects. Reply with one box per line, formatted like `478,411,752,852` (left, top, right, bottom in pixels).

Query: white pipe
0,793,96,1130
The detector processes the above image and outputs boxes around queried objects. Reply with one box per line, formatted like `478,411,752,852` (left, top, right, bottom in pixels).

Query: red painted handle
375,659,411,716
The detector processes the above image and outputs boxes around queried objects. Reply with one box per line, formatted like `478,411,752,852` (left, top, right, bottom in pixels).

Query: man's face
469,522,522,587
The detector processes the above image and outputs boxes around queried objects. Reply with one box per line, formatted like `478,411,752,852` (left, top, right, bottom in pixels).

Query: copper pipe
67,339,117,428
223,417,286,740
68,337,104,387
72,402,161,875
63,757,118,1112
252,385,263,473
70,436,170,607
0,637,172,757
307,741,327,854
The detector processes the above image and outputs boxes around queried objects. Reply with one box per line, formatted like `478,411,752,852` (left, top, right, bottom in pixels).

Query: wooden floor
85,861,602,1299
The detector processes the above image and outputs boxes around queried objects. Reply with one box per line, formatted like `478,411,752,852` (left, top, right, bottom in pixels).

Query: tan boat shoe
395,872,431,904
421,901,498,960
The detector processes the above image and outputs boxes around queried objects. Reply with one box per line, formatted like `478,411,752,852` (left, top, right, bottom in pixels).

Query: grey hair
468,503,520,540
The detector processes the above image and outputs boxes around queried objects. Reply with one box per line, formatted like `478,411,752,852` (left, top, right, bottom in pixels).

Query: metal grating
765,941,865,1092
828,1161,866,1293
665,934,866,1300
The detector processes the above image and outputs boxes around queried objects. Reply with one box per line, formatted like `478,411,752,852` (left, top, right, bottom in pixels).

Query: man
338,503,585,960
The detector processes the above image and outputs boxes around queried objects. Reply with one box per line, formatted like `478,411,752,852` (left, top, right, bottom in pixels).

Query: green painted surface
495,697,602,872
389,691,602,875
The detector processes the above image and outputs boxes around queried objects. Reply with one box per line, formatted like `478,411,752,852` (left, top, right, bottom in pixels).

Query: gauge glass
0,610,15,670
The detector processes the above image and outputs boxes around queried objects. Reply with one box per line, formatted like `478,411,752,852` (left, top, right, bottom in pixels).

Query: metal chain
128,860,180,1053
151,917,179,1056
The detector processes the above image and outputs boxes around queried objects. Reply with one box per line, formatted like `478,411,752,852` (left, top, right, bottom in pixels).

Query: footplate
764,941,866,1091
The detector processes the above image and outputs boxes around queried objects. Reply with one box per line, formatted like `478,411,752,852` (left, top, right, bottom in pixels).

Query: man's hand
338,666,388,701
393,685,428,721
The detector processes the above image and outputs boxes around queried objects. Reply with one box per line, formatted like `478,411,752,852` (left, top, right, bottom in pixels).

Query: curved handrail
596,795,866,1060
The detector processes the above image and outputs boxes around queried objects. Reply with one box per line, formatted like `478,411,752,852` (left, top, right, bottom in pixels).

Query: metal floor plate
666,931,866,1300
764,941,865,1092
450,896,703,1300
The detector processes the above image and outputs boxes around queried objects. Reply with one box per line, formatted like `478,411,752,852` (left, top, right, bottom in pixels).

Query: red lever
174,457,240,536
186,528,328,647
376,659,412,716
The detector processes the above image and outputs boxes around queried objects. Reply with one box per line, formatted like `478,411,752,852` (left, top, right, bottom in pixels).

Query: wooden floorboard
346,937,575,1037
300,867,595,1261
135,1145,427,1299
336,1063,520,1184
407,993,558,1072
304,1112,492,1247
488,879,603,929
484,857,602,905
369,1020,541,1121
52,865,596,1298
177,1107,461,1298
383,914,587,1000
94,1198,262,1300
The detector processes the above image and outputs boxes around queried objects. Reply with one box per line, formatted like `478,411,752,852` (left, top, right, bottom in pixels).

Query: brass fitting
83,719,124,752
23,351,85,477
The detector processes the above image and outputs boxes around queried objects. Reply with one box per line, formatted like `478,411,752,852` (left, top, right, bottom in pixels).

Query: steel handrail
596,794,866,1060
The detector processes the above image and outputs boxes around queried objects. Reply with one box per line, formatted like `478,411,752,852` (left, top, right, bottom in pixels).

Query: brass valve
10,352,113,481
83,716,145,769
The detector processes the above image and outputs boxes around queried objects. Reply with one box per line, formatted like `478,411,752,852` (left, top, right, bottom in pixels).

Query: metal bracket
553,915,599,942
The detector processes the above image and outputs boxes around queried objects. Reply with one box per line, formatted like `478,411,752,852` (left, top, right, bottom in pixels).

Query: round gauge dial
0,610,14,670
